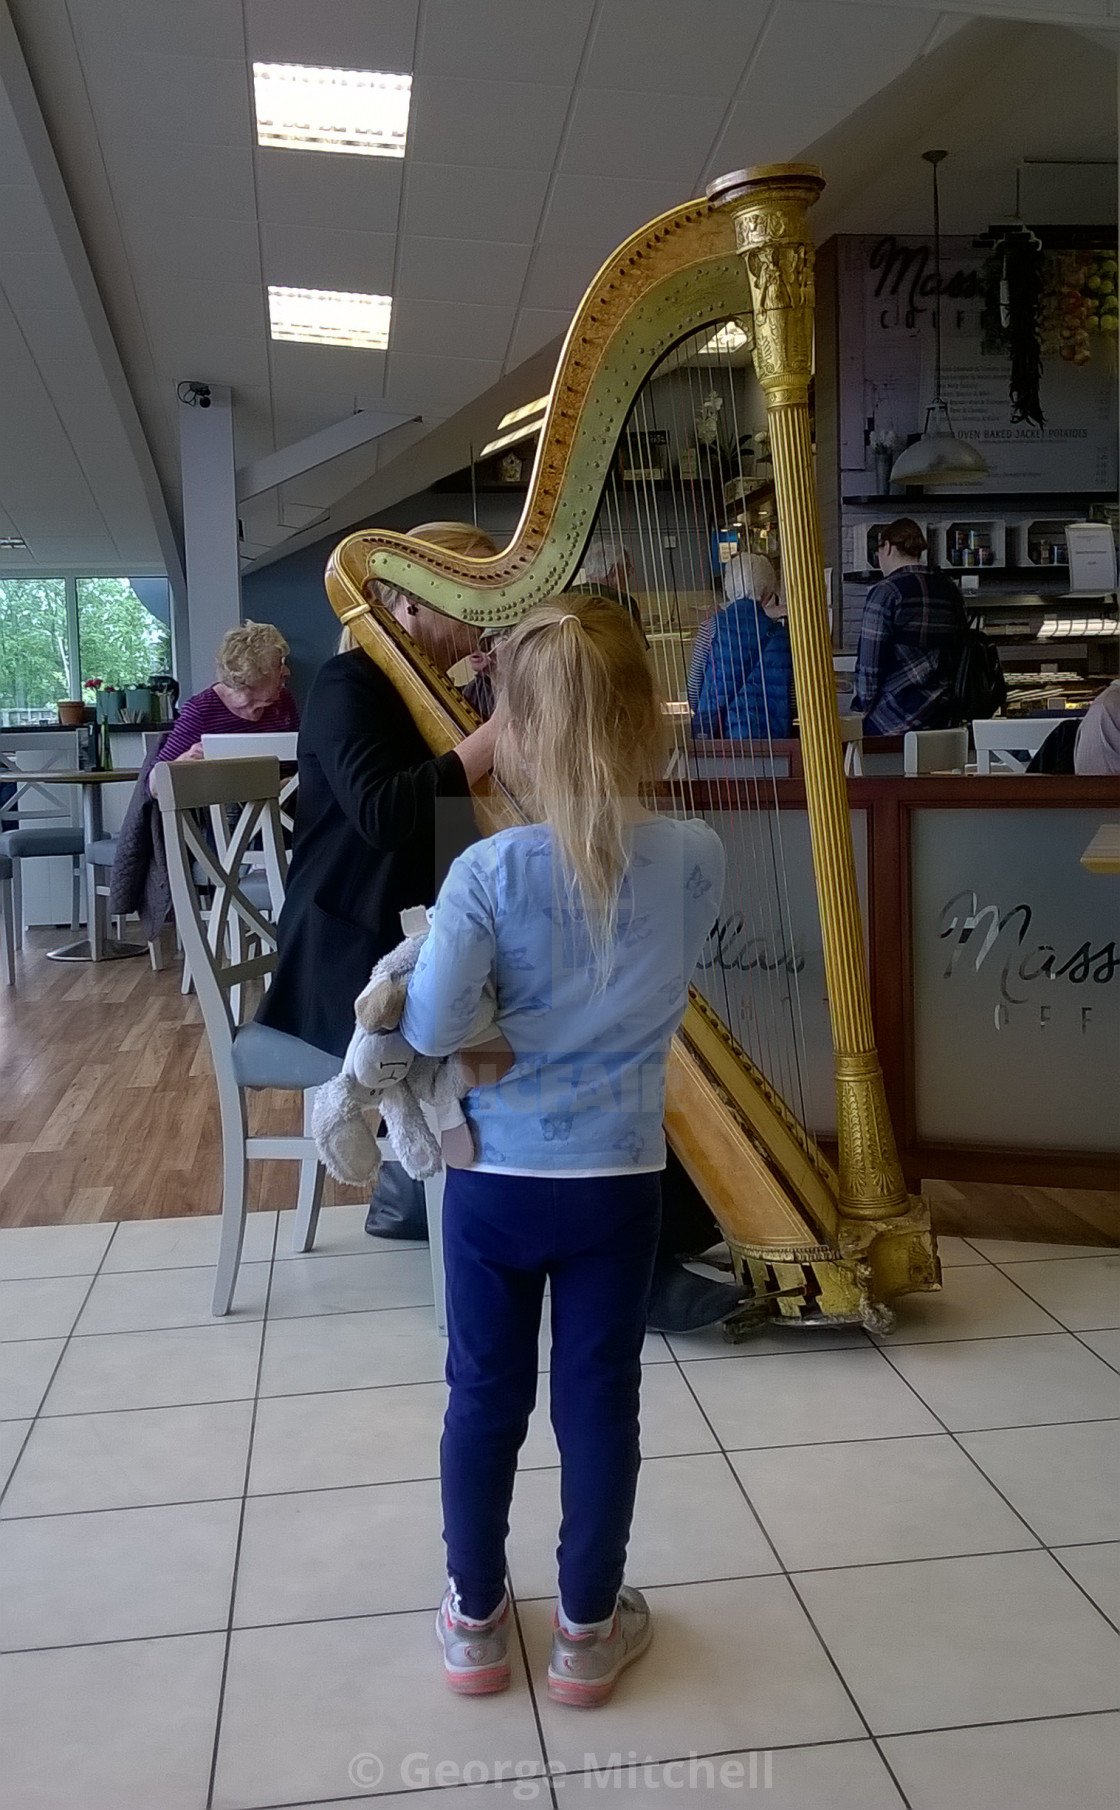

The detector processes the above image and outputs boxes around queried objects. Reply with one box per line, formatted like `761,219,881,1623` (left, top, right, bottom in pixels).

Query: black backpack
947,613,1006,724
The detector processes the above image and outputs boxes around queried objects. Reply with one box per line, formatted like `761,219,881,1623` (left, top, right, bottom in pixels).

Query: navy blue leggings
440,1167,662,1624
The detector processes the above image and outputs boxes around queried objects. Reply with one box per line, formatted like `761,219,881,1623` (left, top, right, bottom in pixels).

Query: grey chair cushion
231,1020,343,1090
0,826,84,859
86,836,119,867
239,871,273,911
0,853,11,879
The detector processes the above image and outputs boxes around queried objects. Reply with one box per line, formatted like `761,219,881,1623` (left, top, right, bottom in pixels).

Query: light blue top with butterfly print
400,817,725,1177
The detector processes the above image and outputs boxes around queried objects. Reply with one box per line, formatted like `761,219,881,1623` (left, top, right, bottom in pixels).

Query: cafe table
12,768,142,961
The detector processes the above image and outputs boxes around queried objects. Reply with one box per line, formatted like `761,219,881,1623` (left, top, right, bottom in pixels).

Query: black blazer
257,651,474,1057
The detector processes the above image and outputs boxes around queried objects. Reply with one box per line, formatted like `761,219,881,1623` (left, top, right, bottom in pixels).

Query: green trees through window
0,577,171,723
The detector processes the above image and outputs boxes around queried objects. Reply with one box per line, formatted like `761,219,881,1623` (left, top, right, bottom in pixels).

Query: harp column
709,164,909,1222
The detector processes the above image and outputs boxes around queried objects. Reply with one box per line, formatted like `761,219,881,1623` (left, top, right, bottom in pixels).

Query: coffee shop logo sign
869,236,983,330
938,890,1117,1028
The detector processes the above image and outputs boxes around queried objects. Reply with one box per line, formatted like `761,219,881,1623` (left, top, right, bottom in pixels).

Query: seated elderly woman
689,552,794,741
147,621,298,791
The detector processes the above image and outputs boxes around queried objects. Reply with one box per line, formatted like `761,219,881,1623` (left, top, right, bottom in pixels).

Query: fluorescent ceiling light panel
698,322,750,354
268,285,392,349
253,62,411,157
0,537,27,550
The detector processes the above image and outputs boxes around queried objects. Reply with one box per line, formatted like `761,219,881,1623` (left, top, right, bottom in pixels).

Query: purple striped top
154,686,300,765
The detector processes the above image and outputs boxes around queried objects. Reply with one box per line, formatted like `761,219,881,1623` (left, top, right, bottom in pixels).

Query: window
0,576,172,725
0,579,71,724
76,578,171,692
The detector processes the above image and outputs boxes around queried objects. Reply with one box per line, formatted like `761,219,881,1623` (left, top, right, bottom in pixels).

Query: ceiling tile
244,0,420,73
418,0,594,83
713,0,940,170
404,162,550,243
541,173,688,250
153,335,272,393
21,536,125,565
584,0,769,96
68,0,247,58
124,215,264,287
391,298,517,362
383,352,502,415
562,88,721,182
408,76,570,170
151,279,269,348
260,223,397,294
395,235,532,305
78,51,254,147
504,307,569,371
519,243,602,313
255,148,403,232
0,248,73,316
268,339,388,405
101,138,258,223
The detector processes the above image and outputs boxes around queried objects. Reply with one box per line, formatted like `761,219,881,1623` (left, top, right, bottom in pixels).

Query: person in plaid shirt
852,519,968,734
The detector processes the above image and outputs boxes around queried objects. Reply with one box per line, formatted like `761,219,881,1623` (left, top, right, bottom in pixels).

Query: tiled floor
0,1211,1117,1810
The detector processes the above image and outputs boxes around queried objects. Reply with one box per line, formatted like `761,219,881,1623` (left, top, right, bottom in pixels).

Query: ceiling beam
235,407,419,503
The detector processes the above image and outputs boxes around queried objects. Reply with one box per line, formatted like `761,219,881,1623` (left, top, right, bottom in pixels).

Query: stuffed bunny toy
311,905,497,1187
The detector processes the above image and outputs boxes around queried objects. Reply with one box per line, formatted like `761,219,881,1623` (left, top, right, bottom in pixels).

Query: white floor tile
522,1576,864,1768
1080,1328,1120,1372
796,1548,1120,1735
686,1347,940,1450
871,1264,1063,1344
0,1499,240,1649
259,1305,446,1396
0,1420,29,1493
101,1211,276,1273
999,1255,1120,1331
883,1333,1120,1432
0,1632,224,1810
559,1740,906,1806
276,1203,425,1257
731,1434,1038,1571
506,1452,779,1602
519,1361,718,1471
882,1712,1120,1810
73,1262,269,1335
249,1381,447,1496
666,1321,868,1361
0,1275,92,1340
934,1236,989,1267
266,1249,434,1318
959,1421,1120,1545
0,1221,113,1281
212,1613,544,1810
0,1400,253,1517
235,1477,446,1627
42,1322,262,1415
969,1239,1118,1264
0,1338,63,1419
1054,1543,1120,1626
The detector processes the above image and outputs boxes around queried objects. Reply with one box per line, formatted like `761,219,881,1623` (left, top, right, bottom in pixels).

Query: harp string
579,326,813,1133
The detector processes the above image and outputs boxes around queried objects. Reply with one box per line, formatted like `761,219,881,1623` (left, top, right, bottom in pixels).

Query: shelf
843,493,1113,509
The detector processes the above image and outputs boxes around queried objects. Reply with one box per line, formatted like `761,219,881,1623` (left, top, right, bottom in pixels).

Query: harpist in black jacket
258,650,492,1059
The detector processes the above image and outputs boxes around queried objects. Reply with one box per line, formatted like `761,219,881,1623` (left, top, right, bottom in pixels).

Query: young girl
400,596,725,1706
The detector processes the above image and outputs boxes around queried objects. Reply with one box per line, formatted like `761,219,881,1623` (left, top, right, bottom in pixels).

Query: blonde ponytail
495,596,663,970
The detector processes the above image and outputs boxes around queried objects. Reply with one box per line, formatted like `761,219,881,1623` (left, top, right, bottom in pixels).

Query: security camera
177,380,213,408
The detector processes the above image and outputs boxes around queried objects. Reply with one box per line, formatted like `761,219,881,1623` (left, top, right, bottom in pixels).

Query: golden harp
325,163,940,1331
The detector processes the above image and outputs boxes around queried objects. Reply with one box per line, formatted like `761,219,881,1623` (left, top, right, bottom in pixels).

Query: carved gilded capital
707,165,824,403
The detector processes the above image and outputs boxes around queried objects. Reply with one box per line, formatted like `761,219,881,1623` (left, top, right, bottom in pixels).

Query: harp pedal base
728,1196,942,1335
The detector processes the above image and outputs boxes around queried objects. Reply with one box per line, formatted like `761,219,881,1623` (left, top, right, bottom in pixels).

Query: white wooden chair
0,731,84,952
154,755,447,1327
972,717,1060,774
903,728,969,775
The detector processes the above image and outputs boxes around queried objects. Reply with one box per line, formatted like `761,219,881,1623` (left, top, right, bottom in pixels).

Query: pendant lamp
890,150,988,487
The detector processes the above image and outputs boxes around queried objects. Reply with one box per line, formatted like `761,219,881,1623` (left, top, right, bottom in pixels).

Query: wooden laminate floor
0,931,365,1226
0,929,1116,1242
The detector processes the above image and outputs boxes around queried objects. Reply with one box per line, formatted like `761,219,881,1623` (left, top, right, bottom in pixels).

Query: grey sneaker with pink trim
547,1586,652,1707
436,1587,512,1695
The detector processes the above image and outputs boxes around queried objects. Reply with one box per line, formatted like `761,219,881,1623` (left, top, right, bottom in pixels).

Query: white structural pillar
178,382,241,695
